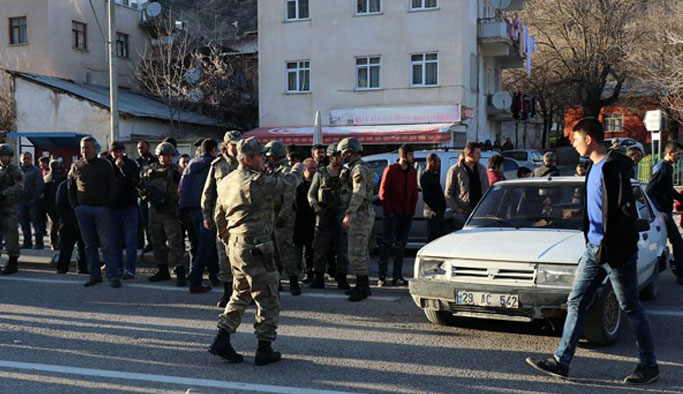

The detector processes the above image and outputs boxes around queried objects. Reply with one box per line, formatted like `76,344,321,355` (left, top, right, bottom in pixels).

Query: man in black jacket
526,118,658,384
420,153,446,242
646,141,683,284
55,179,88,274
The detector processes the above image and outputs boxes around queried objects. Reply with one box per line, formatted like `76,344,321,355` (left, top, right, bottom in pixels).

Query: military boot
208,329,243,363
336,274,351,291
1,256,18,275
309,272,325,289
289,275,302,296
348,275,371,302
254,340,281,366
217,282,233,308
148,264,171,282
175,266,187,287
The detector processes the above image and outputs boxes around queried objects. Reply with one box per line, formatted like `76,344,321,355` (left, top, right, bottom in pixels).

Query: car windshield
468,182,584,230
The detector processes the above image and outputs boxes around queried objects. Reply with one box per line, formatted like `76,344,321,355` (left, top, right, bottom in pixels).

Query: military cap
0,143,14,156
155,141,178,157
238,137,267,158
338,137,363,154
223,130,243,144
264,141,287,159
326,143,339,156
109,141,125,151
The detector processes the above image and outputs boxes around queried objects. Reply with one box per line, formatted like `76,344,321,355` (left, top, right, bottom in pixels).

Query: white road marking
647,310,683,317
0,276,401,301
0,360,363,394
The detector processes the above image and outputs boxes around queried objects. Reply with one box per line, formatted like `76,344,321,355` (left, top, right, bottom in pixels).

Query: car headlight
536,264,576,287
415,257,446,278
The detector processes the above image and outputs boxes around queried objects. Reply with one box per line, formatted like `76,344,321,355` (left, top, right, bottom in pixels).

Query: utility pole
108,0,119,145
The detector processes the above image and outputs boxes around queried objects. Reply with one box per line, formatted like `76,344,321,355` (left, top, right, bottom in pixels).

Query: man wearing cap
307,143,351,290
209,137,303,366
265,140,301,296
202,130,242,307
106,141,140,279
534,151,561,177
0,143,24,275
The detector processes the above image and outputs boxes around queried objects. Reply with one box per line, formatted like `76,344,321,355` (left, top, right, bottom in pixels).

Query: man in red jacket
378,144,418,287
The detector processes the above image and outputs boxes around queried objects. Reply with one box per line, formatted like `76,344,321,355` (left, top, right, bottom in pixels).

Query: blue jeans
75,205,116,281
379,215,412,279
109,206,138,276
187,209,218,288
554,242,656,367
18,200,45,246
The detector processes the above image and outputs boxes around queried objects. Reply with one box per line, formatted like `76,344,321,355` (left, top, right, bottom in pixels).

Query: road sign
644,110,662,132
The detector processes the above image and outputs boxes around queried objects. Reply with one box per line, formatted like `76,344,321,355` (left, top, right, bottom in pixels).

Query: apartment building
253,0,531,147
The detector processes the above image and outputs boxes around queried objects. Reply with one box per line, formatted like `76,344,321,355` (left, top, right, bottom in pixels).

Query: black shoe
84,277,103,287
210,276,221,288
392,277,408,287
302,271,314,284
122,272,135,280
33,243,44,250
336,274,351,290
377,276,387,287
525,357,569,379
348,275,371,302
175,266,187,287
624,364,659,385
289,275,301,296
1,256,19,275
217,282,233,308
110,278,122,288
148,265,171,282
309,272,325,289
208,329,244,363
254,341,281,366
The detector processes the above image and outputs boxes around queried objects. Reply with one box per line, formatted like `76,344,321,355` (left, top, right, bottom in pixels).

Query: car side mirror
636,218,650,232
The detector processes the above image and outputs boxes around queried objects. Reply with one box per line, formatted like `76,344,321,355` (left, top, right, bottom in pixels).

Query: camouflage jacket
0,163,24,207
271,158,297,222
215,164,303,242
345,156,374,215
201,153,239,223
307,165,350,213
141,162,181,213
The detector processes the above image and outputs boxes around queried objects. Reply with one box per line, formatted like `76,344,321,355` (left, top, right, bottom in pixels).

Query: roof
8,71,222,127
6,132,91,147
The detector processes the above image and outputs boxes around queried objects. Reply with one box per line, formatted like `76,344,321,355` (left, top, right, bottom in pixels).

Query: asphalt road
0,250,682,394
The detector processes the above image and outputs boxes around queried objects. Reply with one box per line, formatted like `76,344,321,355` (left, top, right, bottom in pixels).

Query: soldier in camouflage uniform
339,137,375,302
307,143,351,290
0,144,24,275
264,140,301,296
201,130,242,307
209,137,303,366
141,142,186,285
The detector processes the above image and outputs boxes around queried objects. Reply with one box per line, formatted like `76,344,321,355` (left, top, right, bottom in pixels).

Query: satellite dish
145,2,162,18
491,91,513,111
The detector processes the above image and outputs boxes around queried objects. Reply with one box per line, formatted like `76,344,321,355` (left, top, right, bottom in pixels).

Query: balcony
478,18,524,69
492,0,526,11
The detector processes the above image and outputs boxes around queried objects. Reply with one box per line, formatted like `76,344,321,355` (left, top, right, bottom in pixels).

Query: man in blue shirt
526,118,658,384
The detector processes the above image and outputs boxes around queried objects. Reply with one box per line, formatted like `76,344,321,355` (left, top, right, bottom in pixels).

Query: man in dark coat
294,158,317,282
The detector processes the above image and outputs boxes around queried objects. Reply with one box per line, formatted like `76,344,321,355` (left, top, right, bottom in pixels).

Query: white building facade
256,0,531,147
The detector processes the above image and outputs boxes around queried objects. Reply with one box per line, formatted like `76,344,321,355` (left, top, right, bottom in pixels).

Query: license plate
456,290,519,309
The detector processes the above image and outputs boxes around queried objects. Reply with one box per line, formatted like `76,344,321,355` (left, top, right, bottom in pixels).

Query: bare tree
0,74,14,134
523,0,644,117
135,19,195,134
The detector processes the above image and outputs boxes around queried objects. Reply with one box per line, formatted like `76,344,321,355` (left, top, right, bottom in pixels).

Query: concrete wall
0,0,146,88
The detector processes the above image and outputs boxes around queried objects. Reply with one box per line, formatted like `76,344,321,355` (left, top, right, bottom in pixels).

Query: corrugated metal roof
10,71,222,127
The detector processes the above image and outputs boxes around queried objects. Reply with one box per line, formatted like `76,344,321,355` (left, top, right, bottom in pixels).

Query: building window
286,0,309,20
411,52,438,86
9,17,28,45
286,60,310,93
603,114,624,133
410,0,438,10
357,0,381,14
72,21,87,50
356,56,381,89
116,32,129,58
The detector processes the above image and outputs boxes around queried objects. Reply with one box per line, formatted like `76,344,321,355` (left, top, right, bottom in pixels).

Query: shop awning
244,123,453,145
7,132,91,147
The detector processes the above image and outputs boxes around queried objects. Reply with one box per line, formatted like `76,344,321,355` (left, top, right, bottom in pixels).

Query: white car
605,137,645,154
502,149,544,169
409,177,667,345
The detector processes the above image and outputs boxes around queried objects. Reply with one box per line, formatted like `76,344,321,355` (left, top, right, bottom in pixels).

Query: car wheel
640,262,660,301
584,283,622,346
424,309,457,326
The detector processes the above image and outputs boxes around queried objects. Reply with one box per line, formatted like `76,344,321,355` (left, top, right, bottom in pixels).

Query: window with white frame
286,0,309,20
603,114,624,133
410,0,438,10
411,52,438,86
356,56,381,89
286,60,310,93
357,0,381,14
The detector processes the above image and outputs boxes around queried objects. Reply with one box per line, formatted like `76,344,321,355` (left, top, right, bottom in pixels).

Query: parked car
605,137,645,154
502,149,544,169
364,149,519,248
409,177,667,345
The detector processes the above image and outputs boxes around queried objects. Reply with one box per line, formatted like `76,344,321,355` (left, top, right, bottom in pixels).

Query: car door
633,185,659,285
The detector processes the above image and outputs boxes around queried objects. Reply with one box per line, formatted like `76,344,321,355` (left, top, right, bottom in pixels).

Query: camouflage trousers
218,235,280,341
149,208,186,270
313,210,348,275
347,205,375,276
216,233,233,283
273,212,297,277
0,207,19,257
